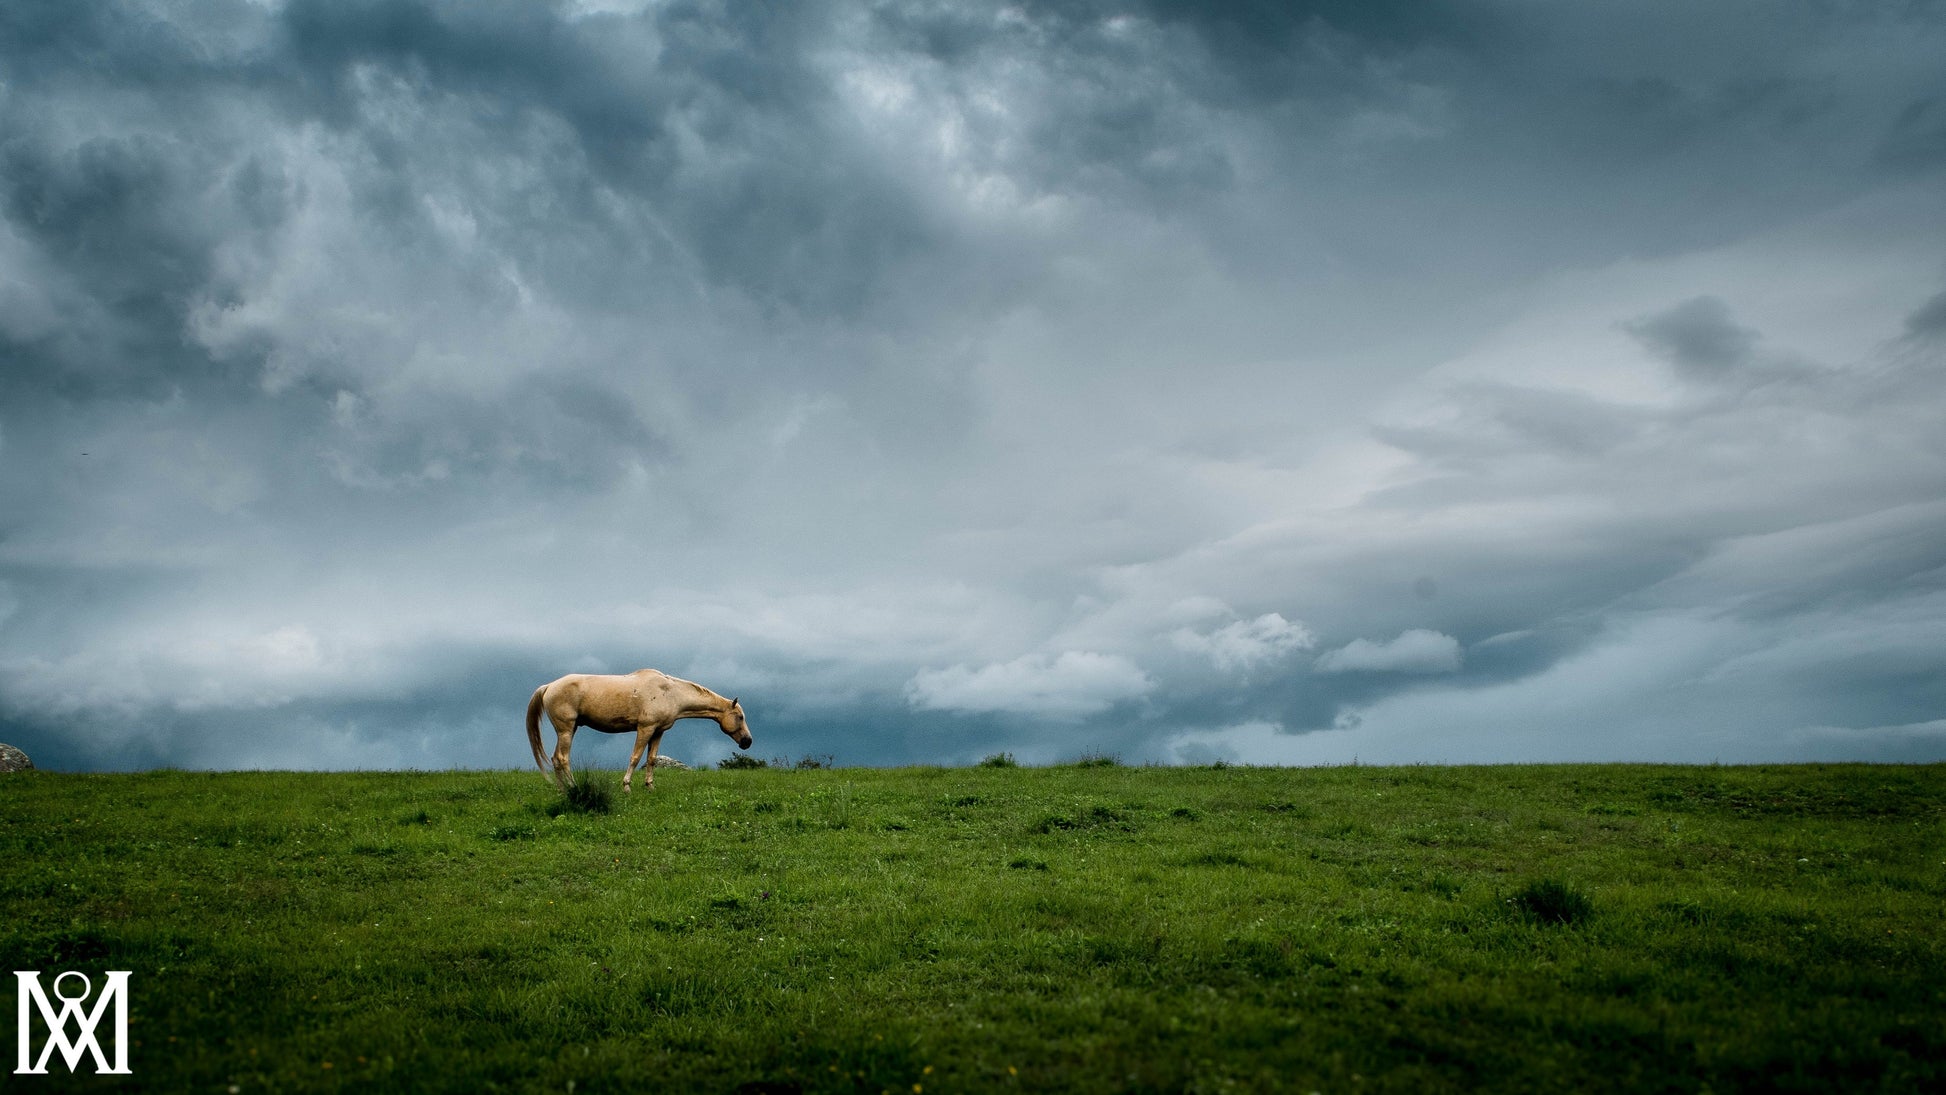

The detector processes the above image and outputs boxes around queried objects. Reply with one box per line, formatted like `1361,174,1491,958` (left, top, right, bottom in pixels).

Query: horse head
722,698,752,750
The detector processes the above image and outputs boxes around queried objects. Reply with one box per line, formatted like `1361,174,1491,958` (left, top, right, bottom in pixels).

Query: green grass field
4,763,1942,1093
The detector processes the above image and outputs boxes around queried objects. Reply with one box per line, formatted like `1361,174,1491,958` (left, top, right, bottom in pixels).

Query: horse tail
525,686,550,774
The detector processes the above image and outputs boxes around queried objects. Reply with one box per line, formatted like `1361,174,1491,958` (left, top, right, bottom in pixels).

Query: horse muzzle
737,733,752,750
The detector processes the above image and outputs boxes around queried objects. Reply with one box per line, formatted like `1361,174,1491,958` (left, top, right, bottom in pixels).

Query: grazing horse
526,669,752,792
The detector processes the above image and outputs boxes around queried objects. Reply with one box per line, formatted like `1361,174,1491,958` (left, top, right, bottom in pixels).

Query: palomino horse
526,668,752,791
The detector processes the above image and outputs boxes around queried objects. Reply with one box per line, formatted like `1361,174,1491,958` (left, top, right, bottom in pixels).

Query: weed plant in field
549,770,616,816
1509,877,1594,925
2,763,1942,1093
717,754,834,771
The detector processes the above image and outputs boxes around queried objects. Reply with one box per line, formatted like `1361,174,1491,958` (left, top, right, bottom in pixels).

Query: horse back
553,669,695,729
541,673,646,731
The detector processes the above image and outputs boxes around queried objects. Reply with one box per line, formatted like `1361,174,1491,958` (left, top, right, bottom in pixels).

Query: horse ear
731,697,740,707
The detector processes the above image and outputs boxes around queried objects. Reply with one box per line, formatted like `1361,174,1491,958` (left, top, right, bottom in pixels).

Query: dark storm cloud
0,133,226,398
1878,93,1946,169
1905,289,1946,341
1622,296,1759,378
274,0,949,317
2,0,1945,770
0,0,927,403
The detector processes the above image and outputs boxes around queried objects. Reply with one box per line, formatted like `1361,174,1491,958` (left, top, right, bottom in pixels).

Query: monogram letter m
15,971,132,1075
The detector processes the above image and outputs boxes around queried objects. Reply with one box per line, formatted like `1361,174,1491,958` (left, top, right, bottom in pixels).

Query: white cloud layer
905,652,1153,720
1314,630,1463,675
1169,613,1316,673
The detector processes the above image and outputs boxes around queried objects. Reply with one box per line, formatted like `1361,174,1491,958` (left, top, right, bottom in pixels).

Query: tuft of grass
792,753,835,770
812,781,855,829
978,752,1019,768
549,771,615,816
1511,877,1594,925
718,753,769,770
1069,752,1121,768
1189,850,1253,868
1032,804,1134,834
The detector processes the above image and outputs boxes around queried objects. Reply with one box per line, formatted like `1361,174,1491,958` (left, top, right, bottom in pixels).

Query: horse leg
640,727,668,791
624,726,652,793
549,713,577,790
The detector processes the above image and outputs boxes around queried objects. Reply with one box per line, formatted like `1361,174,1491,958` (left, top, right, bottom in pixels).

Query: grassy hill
3,762,1942,1092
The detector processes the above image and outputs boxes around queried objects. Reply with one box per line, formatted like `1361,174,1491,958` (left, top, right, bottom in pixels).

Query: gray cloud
2,0,1945,770
1315,630,1462,675
1880,94,1946,169
1905,290,1946,341
1622,296,1759,378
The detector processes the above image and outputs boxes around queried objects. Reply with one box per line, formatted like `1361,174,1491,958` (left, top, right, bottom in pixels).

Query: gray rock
651,755,689,770
0,743,32,772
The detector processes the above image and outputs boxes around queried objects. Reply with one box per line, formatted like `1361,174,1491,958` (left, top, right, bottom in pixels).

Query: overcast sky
3,0,1945,772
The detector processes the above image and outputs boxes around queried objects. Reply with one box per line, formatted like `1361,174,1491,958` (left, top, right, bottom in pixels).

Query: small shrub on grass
1511,878,1594,925
547,773,615,816
978,752,1019,768
1033,804,1133,834
1070,753,1120,768
792,753,835,770
718,754,769,770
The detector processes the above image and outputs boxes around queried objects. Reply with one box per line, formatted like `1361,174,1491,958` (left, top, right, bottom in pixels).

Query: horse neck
672,683,732,721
